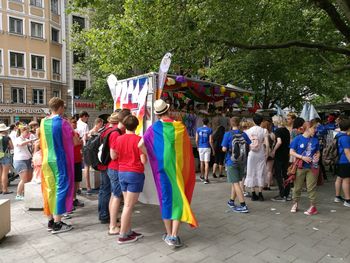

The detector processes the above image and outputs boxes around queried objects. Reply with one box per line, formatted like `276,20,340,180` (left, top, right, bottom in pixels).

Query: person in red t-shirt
111,115,147,244
69,117,84,208
107,109,131,235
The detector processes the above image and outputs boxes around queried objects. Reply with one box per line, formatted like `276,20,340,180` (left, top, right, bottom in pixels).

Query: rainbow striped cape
40,115,75,216
143,120,198,227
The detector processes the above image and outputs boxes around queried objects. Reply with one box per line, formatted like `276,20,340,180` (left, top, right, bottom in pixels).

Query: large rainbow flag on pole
40,115,75,216
143,120,198,227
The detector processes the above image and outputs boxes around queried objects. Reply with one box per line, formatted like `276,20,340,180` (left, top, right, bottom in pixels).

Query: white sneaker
334,196,344,203
344,201,350,208
15,195,24,200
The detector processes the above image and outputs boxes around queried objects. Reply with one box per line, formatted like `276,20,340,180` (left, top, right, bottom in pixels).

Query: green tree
69,0,350,109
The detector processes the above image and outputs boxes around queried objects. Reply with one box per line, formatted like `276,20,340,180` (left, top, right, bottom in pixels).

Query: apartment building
0,0,67,125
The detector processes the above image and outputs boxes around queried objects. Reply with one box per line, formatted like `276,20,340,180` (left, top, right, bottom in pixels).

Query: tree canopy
69,0,350,109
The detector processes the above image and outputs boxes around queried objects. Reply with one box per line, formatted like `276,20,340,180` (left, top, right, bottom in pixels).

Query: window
9,17,23,35
10,52,24,68
53,90,60,98
12,87,25,104
51,27,59,42
51,0,58,14
31,22,43,38
52,59,60,74
72,16,85,31
30,0,42,7
74,80,86,98
31,55,44,70
73,51,85,64
33,89,44,104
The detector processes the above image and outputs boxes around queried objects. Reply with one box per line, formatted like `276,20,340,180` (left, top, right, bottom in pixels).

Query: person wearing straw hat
140,99,198,249
0,123,14,195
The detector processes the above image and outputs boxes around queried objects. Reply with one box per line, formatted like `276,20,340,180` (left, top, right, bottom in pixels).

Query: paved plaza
1,175,350,263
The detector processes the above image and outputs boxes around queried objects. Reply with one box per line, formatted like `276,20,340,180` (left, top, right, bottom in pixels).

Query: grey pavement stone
1,176,350,263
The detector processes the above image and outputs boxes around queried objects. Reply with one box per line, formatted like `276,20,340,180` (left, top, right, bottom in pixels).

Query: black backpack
231,131,249,163
83,129,107,171
98,128,122,166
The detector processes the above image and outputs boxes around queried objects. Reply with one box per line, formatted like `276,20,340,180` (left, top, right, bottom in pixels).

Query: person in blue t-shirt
334,119,350,207
196,118,214,184
290,123,320,216
222,117,251,213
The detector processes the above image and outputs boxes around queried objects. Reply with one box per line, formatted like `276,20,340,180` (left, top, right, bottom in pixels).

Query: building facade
0,0,111,126
0,0,67,125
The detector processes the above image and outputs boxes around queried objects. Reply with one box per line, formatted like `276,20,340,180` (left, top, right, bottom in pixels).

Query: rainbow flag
143,120,198,227
40,115,75,216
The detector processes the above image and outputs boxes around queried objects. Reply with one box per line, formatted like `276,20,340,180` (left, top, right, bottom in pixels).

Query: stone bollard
81,168,101,189
24,182,43,210
0,199,11,240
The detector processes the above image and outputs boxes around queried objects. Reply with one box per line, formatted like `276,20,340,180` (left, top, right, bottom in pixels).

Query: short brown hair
123,115,139,131
117,109,131,122
79,111,89,118
230,117,240,127
48,97,65,112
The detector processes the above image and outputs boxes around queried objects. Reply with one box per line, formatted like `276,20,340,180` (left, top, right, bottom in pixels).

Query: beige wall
0,0,67,124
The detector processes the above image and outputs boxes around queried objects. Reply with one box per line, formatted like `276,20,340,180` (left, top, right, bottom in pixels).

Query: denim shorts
107,169,122,198
14,159,33,174
119,171,145,193
227,164,245,183
0,156,11,166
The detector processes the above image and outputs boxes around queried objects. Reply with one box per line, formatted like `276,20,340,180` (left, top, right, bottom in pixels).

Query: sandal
3,191,13,195
290,203,298,213
108,227,120,236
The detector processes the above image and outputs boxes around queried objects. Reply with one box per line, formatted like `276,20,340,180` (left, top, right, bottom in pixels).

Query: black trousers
274,159,290,198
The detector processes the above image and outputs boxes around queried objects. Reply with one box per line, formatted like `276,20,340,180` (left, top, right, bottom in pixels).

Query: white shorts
198,148,211,162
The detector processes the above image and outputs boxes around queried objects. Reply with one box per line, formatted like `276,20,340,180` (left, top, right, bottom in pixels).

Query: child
222,117,250,213
111,115,147,244
31,140,42,184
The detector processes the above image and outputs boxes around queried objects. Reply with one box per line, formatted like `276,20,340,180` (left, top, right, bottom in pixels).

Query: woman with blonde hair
13,125,36,200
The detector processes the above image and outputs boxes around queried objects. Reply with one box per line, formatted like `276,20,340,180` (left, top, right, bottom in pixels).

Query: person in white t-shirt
76,111,90,143
13,125,36,200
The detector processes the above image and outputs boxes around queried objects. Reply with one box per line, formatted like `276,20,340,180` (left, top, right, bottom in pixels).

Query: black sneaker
258,193,265,201
213,173,218,178
73,199,85,207
204,179,210,184
174,236,183,248
51,221,73,234
219,174,226,177
199,176,204,182
47,219,54,231
251,193,259,201
271,196,286,202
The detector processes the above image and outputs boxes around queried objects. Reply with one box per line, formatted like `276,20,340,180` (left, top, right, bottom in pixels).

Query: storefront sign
75,102,96,108
0,107,50,115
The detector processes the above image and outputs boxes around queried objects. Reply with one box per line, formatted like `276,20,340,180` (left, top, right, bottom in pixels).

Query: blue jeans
98,170,111,221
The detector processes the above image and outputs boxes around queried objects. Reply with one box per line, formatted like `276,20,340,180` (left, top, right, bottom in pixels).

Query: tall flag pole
156,52,172,100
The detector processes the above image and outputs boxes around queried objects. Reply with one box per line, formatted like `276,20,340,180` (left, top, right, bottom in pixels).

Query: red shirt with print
115,134,144,173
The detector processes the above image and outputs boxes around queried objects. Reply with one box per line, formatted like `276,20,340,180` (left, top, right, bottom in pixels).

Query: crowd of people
0,97,349,249
195,110,350,215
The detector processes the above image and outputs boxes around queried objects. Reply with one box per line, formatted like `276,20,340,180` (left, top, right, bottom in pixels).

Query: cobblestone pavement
1,175,350,263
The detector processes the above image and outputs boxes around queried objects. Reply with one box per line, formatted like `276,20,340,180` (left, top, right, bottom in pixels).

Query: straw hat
0,123,10,132
153,99,170,115
109,112,119,124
